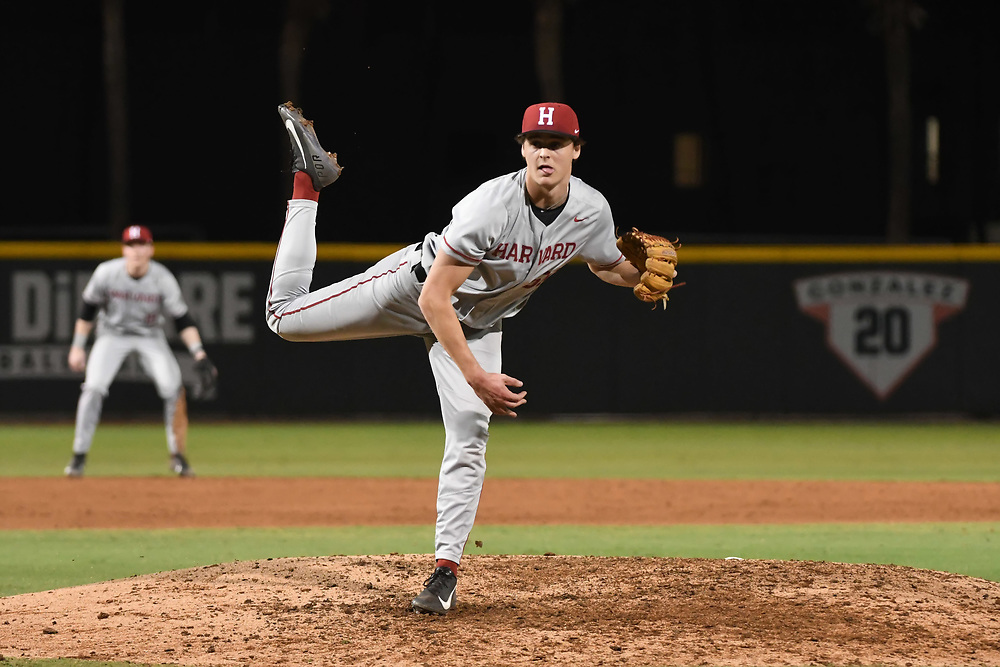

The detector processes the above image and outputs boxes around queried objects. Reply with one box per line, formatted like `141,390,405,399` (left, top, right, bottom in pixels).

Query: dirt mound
2,554,998,666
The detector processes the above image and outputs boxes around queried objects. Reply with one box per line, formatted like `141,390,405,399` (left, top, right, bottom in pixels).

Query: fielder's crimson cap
122,225,153,244
520,102,580,139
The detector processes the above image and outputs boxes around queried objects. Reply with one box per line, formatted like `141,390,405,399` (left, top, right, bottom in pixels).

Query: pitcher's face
521,133,580,190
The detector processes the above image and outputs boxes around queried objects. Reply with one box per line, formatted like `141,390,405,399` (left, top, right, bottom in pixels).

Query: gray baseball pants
266,199,498,564
73,333,183,455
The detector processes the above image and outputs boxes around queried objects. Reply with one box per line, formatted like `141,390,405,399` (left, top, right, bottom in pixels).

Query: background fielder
268,101,675,614
65,225,217,478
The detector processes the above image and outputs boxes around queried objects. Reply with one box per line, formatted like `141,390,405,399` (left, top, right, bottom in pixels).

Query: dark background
4,0,999,245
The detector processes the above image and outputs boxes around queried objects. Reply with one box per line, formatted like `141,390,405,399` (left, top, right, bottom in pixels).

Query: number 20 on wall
854,306,911,355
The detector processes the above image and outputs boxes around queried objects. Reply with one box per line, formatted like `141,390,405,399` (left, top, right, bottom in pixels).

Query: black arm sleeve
174,312,197,331
79,302,99,322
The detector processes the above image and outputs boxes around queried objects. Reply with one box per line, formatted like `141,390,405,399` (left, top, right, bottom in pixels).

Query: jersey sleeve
80,263,109,307
577,196,626,269
158,266,189,319
438,183,509,265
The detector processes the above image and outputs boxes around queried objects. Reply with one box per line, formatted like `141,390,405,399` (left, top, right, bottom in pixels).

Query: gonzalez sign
795,272,970,399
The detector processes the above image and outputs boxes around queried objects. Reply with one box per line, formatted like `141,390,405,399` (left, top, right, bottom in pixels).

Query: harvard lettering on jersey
82,258,189,336
419,169,625,329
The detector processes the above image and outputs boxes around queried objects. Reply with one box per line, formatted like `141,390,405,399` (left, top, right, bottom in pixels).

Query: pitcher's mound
2,554,999,666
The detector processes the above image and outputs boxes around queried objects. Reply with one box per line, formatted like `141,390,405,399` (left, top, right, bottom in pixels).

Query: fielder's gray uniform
267,168,625,564
73,258,190,455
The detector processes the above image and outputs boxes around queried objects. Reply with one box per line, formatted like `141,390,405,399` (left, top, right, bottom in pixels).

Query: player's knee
158,385,183,401
444,410,490,447
272,328,300,342
79,384,109,399
265,312,290,339
266,317,311,342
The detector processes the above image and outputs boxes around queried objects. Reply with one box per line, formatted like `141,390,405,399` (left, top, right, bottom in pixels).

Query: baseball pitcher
268,102,678,614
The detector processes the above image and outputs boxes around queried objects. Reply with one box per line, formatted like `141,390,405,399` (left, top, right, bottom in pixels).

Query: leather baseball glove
616,228,680,308
190,356,219,401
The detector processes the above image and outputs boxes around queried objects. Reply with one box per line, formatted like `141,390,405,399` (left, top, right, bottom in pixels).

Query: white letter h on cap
537,106,554,126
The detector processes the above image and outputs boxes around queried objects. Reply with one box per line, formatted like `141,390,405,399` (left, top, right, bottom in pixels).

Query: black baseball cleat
411,566,458,615
64,452,86,478
171,453,195,478
278,102,343,191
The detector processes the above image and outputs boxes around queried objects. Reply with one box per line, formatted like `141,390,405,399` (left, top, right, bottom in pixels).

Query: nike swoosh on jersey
437,588,455,610
574,216,588,222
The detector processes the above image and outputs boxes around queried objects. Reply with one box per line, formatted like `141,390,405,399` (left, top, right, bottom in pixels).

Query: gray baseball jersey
418,169,625,327
83,258,189,337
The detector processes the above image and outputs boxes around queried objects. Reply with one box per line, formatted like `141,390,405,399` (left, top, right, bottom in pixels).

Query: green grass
2,522,997,597
4,419,1000,480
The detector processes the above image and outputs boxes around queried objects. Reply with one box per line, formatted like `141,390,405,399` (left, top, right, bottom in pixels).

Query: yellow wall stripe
0,241,409,262
1,241,998,263
676,244,1000,263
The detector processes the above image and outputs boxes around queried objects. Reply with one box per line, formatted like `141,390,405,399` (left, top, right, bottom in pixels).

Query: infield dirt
2,478,999,666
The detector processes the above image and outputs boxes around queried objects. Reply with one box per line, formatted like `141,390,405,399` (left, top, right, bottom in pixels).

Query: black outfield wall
2,243,996,419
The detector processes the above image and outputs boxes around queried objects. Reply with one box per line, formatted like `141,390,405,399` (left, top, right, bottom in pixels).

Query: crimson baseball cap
122,225,153,244
520,102,580,140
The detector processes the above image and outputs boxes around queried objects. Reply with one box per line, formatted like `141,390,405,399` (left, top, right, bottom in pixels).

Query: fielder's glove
616,227,680,308
190,356,219,401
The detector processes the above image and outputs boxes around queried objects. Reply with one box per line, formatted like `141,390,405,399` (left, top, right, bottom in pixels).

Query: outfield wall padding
1,243,996,418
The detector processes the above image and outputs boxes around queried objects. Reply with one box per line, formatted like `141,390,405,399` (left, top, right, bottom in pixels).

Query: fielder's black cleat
278,102,343,191
64,452,87,478
171,453,195,478
411,566,458,615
